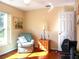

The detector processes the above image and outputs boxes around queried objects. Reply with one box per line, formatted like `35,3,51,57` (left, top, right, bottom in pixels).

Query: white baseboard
0,47,16,55
51,48,58,51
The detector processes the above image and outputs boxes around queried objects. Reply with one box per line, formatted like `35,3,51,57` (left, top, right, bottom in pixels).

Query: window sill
0,42,8,47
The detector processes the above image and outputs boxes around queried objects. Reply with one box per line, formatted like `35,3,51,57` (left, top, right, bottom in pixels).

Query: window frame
0,11,11,46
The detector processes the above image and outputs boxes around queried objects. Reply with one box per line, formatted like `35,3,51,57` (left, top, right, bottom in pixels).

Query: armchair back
19,33,33,42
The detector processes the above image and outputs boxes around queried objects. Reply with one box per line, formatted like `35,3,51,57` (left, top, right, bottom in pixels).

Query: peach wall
76,0,79,51
24,7,64,49
0,2,24,55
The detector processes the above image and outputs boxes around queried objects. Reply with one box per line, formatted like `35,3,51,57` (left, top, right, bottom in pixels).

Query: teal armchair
17,33,34,53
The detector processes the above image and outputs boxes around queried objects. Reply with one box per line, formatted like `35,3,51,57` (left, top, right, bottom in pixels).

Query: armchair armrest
31,40,34,44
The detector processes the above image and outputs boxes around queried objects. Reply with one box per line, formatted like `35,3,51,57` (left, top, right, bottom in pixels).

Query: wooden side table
38,39,49,51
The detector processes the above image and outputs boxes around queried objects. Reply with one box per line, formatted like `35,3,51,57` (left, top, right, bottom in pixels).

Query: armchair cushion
18,36,27,43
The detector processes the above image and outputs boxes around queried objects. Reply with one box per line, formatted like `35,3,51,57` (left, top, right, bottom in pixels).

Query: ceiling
0,0,75,11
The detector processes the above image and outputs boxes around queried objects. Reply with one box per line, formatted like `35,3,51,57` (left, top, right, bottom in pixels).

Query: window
0,12,11,46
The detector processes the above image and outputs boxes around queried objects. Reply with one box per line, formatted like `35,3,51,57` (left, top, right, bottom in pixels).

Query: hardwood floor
0,49,17,59
0,49,61,59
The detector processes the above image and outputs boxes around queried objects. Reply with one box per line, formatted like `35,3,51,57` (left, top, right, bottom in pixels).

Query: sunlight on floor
6,51,48,59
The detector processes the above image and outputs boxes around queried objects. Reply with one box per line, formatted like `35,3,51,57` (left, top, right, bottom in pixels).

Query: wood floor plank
0,49,61,59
